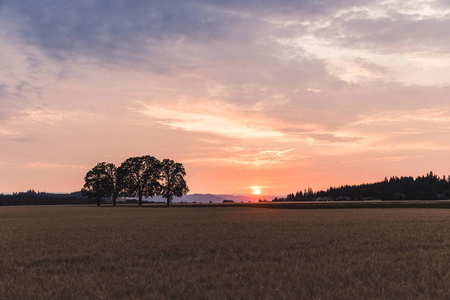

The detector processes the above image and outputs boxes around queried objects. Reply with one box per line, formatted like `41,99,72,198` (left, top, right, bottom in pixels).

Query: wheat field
0,205,449,299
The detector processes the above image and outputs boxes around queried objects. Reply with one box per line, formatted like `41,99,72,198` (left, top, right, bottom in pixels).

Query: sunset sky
1,0,450,196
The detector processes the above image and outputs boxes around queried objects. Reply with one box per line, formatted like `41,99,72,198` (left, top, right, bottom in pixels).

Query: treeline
82,155,189,206
275,172,450,201
0,190,93,206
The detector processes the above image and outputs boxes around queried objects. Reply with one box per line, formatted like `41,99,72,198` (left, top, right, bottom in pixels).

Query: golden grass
0,206,449,299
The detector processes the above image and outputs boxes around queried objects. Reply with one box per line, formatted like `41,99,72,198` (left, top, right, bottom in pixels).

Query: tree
82,162,121,206
119,156,161,206
159,159,189,205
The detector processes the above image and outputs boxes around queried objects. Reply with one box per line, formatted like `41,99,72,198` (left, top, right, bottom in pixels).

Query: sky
1,0,450,196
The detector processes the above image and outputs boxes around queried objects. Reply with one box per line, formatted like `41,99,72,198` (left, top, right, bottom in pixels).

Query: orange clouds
2,0,450,195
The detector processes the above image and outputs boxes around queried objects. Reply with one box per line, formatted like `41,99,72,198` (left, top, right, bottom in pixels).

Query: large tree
159,159,189,206
119,155,161,206
82,162,121,206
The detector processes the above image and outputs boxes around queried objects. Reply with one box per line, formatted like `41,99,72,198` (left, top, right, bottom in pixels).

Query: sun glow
252,187,261,195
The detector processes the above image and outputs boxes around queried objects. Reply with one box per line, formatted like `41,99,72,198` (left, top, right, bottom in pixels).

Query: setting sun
252,188,261,195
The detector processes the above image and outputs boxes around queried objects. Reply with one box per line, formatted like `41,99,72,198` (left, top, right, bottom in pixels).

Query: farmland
1,205,449,299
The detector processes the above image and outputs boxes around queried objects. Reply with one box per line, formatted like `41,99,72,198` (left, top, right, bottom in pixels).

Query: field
1,205,449,299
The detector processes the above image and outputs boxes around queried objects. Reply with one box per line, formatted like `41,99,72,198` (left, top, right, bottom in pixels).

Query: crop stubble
0,206,449,299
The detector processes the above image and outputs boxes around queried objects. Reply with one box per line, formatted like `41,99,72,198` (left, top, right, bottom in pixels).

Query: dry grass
0,206,449,299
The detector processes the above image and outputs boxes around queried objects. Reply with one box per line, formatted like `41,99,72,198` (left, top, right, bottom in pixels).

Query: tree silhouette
278,171,450,201
159,159,189,205
119,156,161,206
82,162,120,206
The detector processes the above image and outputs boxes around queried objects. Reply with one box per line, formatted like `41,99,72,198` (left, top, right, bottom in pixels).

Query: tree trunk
96,198,101,206
112,195,117,207
166,196,170,206
138,192,142,206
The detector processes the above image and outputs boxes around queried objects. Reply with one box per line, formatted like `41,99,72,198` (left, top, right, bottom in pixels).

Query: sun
252,187,261,195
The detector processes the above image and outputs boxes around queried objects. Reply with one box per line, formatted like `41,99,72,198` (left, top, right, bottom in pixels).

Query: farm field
0,205,449,299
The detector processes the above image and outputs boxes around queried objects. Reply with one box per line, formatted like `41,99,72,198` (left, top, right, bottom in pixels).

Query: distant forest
274,172,450,201
0,190,166,206
0,190,93,206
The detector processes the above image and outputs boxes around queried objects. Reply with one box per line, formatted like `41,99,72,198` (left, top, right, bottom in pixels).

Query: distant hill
143,193,276,203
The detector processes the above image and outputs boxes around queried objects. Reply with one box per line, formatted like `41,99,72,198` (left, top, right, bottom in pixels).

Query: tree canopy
160,159,189,206
82,156,189,206
118,156,162,206
82,162,119,206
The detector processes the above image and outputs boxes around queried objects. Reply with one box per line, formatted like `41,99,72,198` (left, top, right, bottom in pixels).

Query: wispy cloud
354,108,450,125
28,162,88,169
184,148,303,166
137,105,285,140
340,155,425,164
0,129,18,136
21,109,66,123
